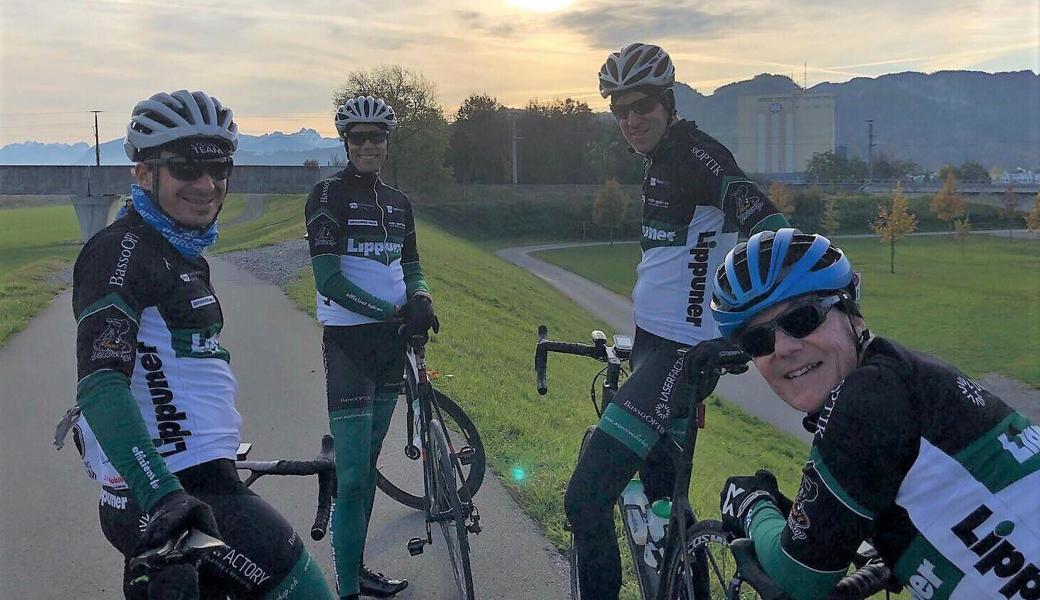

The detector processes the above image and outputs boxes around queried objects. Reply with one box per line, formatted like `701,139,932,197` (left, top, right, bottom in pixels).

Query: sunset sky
1,0,1037,145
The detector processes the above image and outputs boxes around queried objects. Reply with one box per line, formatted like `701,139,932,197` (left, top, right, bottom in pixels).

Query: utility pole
865,119,876,184
91,110,103,166
508,110,522,184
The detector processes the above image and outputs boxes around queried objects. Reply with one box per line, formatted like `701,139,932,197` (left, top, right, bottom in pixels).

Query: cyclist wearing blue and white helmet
565,44,792,599
73,90,335,598
305,95,433,599
713,229,1039,600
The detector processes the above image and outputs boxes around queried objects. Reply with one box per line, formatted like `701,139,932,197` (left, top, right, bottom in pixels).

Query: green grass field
535,235,1040,386
0,205,83,344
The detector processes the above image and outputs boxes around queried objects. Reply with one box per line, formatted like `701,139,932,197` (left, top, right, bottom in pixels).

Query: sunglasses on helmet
736,296,842,358
147,157,234,182
609,93,663,119
345,130,389,145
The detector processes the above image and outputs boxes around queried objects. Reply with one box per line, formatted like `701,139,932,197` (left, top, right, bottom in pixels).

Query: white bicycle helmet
124,90,238,161
598,43,675,99
335,96,397,139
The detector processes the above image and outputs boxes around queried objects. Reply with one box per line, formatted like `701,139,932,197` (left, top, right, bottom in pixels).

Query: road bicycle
535,325,748,600
680,520,900,600
383,334,483,600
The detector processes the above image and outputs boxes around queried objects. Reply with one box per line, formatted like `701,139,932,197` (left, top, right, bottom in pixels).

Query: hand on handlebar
394,294,440,337
684,339,750,403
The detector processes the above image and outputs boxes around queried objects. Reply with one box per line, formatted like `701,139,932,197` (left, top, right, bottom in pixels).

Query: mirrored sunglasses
346,131,389,145
737,296,842,358
148,157,234,182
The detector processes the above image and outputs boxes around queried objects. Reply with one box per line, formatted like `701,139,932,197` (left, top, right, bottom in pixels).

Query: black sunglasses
148,157,234,182
346,130,389,145
736,296,842,357
609,94,663,119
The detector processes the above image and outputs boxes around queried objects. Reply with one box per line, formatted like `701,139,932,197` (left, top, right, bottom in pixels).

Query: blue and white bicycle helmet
712,229,856,339
335,96,397,139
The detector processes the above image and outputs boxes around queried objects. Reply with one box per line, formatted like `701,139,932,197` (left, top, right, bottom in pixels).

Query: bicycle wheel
376,384,486,510
568,426,597,600
663,519,764,600
430,419,476,600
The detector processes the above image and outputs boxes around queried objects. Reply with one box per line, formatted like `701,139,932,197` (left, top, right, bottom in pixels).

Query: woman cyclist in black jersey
303,96,439,600
72,90,335,598
711,229,1039,599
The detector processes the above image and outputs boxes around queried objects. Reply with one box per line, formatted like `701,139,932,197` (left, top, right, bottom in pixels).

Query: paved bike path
0,258,570,599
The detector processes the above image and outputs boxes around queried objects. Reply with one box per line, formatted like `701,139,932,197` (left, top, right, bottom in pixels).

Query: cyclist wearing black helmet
714,229,1039,600
72,90,335,598
304,95,436,599
564,44,791,598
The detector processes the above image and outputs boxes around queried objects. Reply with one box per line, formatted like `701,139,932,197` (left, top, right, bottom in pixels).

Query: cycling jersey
745,337,1040,600
73,209,241,510
304,162,428,326
634,119,787,345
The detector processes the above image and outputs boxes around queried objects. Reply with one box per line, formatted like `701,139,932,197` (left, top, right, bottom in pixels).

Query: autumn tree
334,64,452,194
1026,192,1040,239
768,181,795,219
930,173,965,231
593,179,628,245
953,216,972,256
999,186,1022,243
872,183,917,274
820,196,841,237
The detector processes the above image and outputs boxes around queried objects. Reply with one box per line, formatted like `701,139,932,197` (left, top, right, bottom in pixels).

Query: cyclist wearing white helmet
72,90,335,598
714,230,1038,600
304,95,435,599
564,44,792,598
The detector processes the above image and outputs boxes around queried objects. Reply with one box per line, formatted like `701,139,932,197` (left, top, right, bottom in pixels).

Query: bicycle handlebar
535,325,604,395
732,537,897,600
236,435,336,541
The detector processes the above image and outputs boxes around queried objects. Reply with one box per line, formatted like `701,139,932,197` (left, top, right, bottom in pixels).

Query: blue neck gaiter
122,184,219,257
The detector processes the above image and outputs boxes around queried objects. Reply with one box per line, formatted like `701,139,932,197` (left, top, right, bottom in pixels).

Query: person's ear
133,162,154,191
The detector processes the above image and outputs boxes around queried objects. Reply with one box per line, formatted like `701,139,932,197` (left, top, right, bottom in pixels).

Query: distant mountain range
0,128,347,166
674,70,1039,170
3,70,1037,170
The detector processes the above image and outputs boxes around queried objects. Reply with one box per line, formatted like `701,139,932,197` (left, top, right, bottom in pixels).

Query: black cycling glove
684,339,750,403
396,294,440,337
148,563,200,600
136,490,222,554
719,469,791,538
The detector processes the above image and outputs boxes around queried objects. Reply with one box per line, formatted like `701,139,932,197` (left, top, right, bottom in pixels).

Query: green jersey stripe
809,446,877,520
76,291,140,324
954,412,1040,493
597,403,660,458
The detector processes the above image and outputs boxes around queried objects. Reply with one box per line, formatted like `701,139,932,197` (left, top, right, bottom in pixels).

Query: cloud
452,10,518,39
555,1,738,48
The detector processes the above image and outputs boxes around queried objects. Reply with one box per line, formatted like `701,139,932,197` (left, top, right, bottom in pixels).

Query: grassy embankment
535,235,1040,386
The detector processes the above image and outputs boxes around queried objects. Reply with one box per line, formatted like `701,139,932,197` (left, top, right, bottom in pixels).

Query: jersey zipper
373,179,389,246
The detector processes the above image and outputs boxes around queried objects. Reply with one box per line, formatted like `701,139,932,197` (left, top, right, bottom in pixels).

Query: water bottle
411,398,422,448
621,479,650,545
643,498,672,570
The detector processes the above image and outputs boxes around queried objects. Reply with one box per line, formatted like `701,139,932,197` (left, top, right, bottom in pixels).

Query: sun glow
506,0,574,12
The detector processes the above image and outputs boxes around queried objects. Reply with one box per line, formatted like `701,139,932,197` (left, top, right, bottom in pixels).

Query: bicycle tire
430,419,477,600
663,519,765,600
568,426,597,600
376,385,486,511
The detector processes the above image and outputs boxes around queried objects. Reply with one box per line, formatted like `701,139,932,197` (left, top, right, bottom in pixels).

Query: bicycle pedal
404,444,421,460
458,446,476,465
467,522,482,535
407,537,426,556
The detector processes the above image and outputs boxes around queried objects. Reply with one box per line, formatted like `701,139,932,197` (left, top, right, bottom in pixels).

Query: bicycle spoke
430,420,475,600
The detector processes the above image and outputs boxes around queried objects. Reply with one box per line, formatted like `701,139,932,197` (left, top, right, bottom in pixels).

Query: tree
872,183,917,274
768,181,795,219
518,98,598,184
447,93,511,184
930,173,965,231
334,64,452,195
820,196,841,237
1025,192,1040,239
302,159,319,169
593,179,628,245
958,161,991,183
999,186,1022,243
953,216,972,256
805,151,867,183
